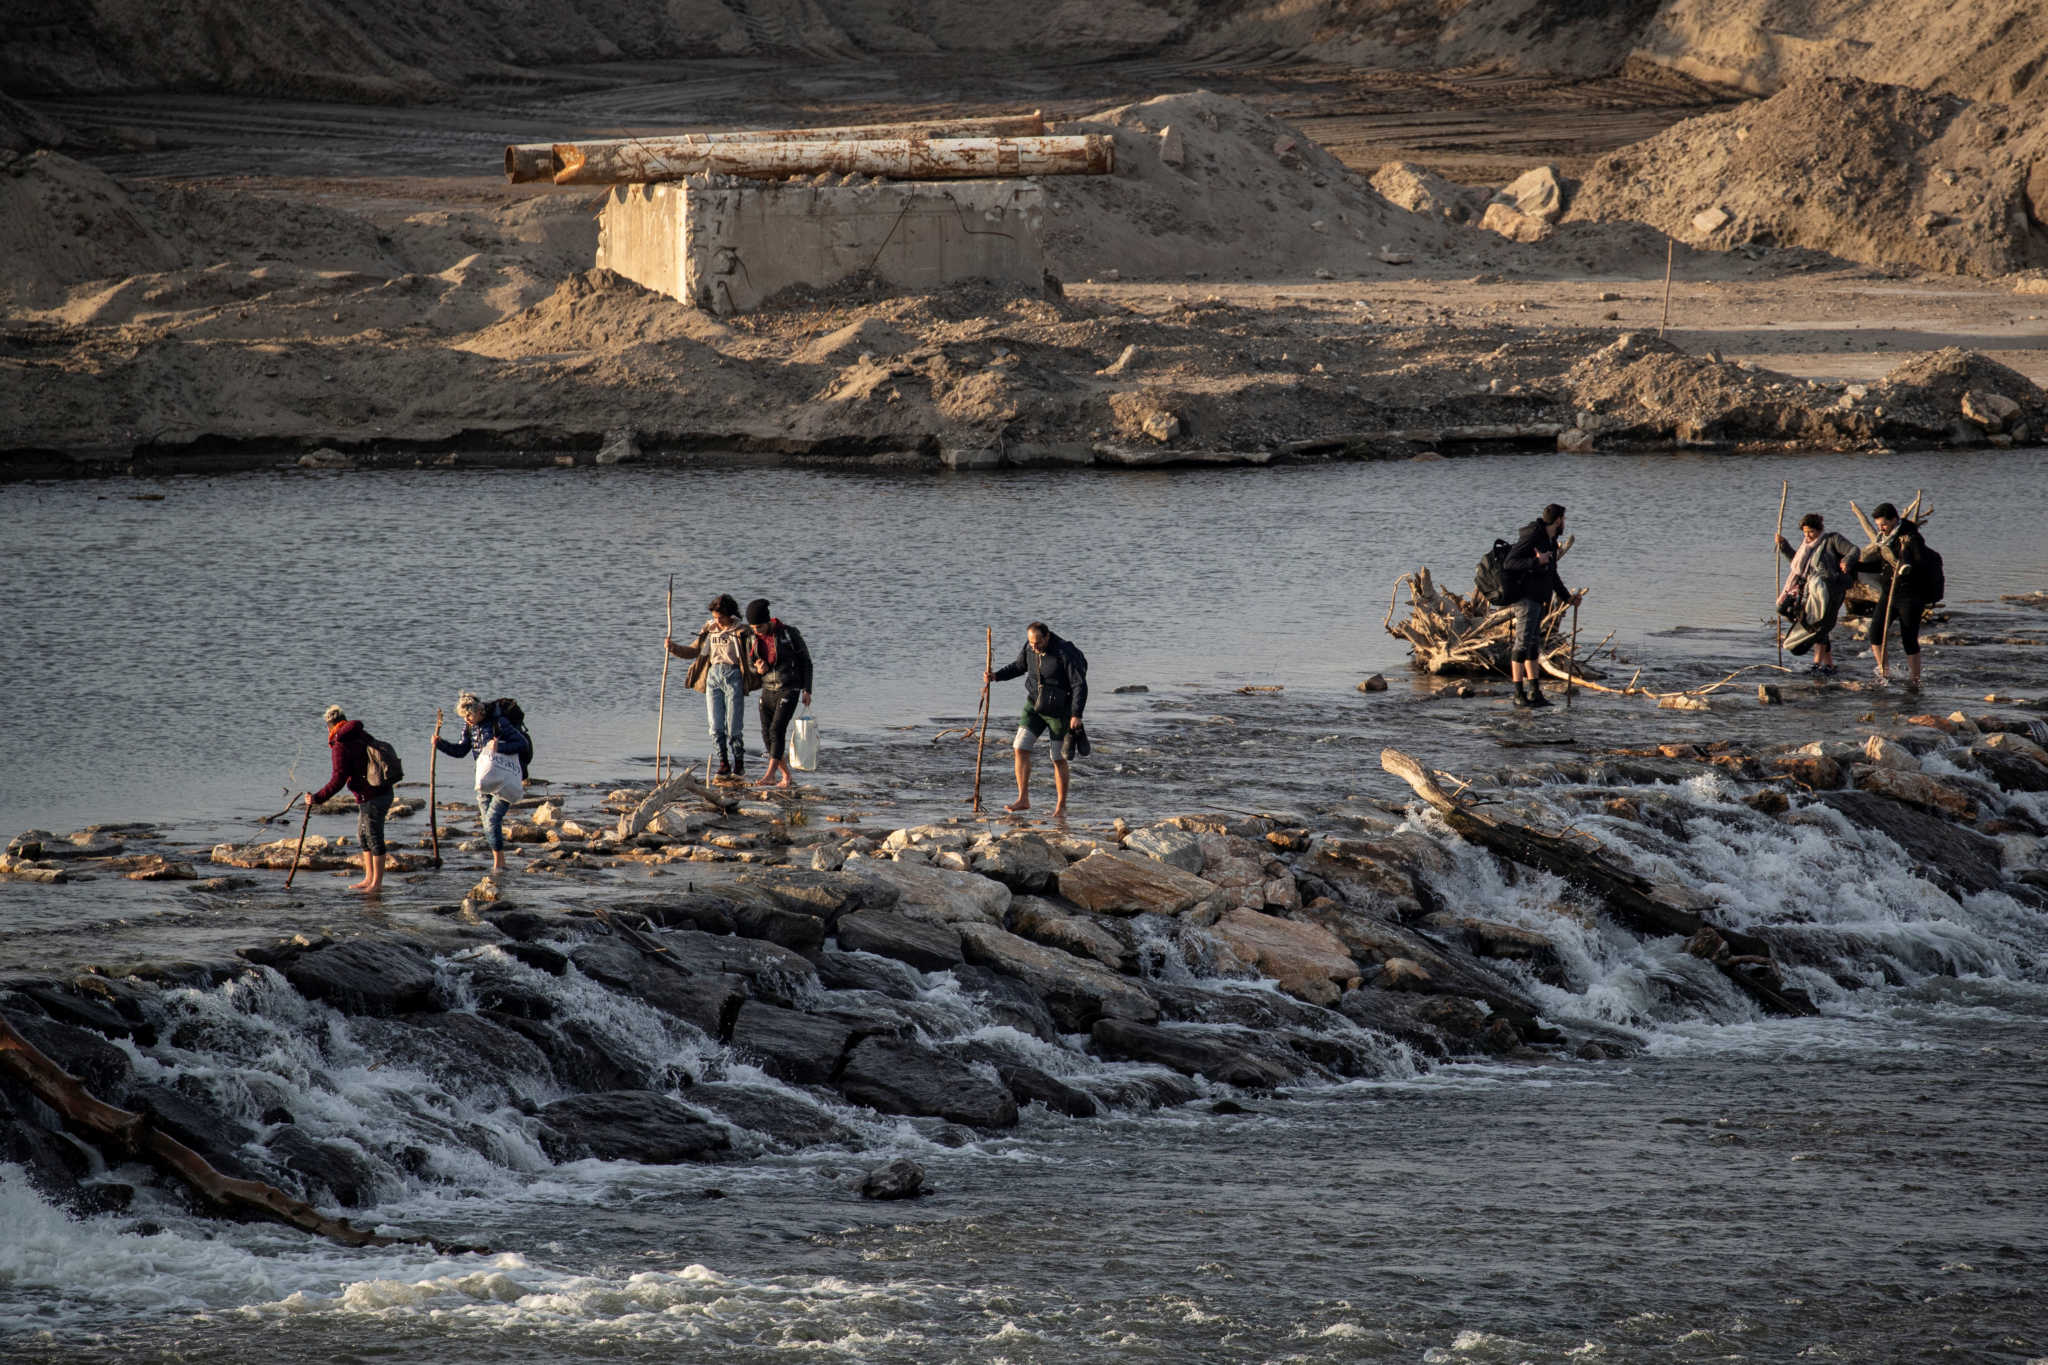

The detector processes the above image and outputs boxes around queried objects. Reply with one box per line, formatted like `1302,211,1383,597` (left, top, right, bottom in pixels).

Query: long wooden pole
1660,238,1675,337
1876,563,1902,680
1566,599,1580,709
656,575,674,783
972,627,993,813
283,795,314,889
428,709,443,868
1775,478,1789,665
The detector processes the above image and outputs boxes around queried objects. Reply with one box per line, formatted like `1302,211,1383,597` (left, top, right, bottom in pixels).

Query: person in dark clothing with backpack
1502,504,1571,708
985,622,1089,818
434,691,532,873
1853,502,1940,691
307,704,394,894
1776,512,1857,676
743,599,813,791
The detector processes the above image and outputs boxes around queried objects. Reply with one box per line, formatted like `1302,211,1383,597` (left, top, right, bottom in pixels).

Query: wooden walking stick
972,627,993,813
428,708,443,868
1775,478,1789,666
1876,562,1903,680
656,574,674,782
283,794,314,889
1659,237,1674,337
1566,596,1580,709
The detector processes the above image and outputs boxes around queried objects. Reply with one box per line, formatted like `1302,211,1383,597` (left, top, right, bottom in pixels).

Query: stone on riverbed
955,922,1160,1031
1057,849,1221,916
860,1158,926,1200
835,909,964,971
968,831,1066,893
729,1000,853,1084
538,1091,732,1164
1088,1018,1297,1090
1009,896,1130,971
281,940,439,1016
1124,824,1205,874
651,929,819,1008
732,868,900,925
851,859,1011,926
569,939,748,1037
1853,765,1977,819
687,1082,864,1152
835,1036,1019,1128
1207,907,1360,1005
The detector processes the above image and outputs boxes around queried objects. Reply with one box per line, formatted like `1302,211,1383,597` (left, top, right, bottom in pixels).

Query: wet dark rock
570,940,747,1037
1146,981,1326,1030
454,960,557,1019
930,1125,974,1148
957,922,1159,1032
686,1081,863,1151
1008,895,1131,971
613,893,739,934
486,909,575,943
15,983,155,1044
537,1091,732,1164
859,1157,926,1200
6,1012,135,1101
1089,1018,1298,1090
836,1036,1019,1128
729,1000,853,1084
504,942,570,976
355,1011,556,1104
283,941,440,1017
1814,790,2005,895
1277,1028,1386,1078
1298,903,1542,1019
810,989,926,1040
127,1082,257,1178
836,909,964,971
734,868,899,925
265,1126,380,1208
491,1014,656,1093
946,1039,1099,1117
1744,789,1791,814
812,948,924,999
1417,914,1567,986
92,959,245,990
1086,1070,1204,1111
727,902,827,953
1771,754,1846,788
948,964,1060,1041
656,929,818,1007
1960,743,2048,794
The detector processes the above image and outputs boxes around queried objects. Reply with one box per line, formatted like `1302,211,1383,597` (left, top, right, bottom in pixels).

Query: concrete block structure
596,179,1048,313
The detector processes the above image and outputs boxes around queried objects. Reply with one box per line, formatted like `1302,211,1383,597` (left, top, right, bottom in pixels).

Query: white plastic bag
475,740,525,802
788,709,819,772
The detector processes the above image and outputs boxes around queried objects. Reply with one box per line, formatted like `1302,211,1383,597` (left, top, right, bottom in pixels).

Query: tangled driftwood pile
1382,567,1575,676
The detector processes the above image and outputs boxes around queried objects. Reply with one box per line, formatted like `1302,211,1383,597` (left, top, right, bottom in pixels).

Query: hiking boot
1512,689,1534,708
716,760,733,781
1526,687,1553,708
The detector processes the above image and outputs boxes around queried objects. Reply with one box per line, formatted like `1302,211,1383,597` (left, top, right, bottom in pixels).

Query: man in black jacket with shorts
1503,503,1570,708
985,622,1088,818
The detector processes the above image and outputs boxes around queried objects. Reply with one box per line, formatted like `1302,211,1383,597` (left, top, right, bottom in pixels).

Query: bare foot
346,881,368,890
1004,798,1030,813
1050,805,1068,821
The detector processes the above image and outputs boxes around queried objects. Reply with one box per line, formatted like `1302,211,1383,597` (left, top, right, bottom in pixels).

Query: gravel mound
1567,76,2048,278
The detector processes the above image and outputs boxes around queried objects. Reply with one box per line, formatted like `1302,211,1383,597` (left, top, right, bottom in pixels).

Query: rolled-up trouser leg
1511,598,1544,663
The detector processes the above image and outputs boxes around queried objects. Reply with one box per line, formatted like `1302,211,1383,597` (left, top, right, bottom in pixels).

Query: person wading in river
1777,512,1857,677
666,594,757,783
307,705,394,894
985,622,1089,819
743,598,812,791
1503,503,1570,708
434,691,532,874
1854,502,1938,690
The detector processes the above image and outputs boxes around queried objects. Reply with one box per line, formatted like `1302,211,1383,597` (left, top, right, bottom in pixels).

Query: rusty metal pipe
505,112,1048,183
551,133,1111,186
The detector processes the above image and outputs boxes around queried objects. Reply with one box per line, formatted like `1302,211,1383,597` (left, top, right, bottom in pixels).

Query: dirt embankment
1566,76,2048,280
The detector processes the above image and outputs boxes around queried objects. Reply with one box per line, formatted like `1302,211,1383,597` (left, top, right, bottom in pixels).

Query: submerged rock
538,1091,731,1164
860,1157,925,1200
1089,1018,1297,1090
281,941,439,1017
836,1036,1018,1128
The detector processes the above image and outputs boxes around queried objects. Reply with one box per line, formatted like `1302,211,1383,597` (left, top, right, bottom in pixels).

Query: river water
3,451,2047,1364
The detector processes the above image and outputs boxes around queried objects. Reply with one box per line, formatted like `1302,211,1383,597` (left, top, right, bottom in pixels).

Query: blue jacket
436,711,530,763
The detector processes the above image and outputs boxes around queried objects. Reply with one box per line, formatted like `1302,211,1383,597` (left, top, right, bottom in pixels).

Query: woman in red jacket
307,704,393,893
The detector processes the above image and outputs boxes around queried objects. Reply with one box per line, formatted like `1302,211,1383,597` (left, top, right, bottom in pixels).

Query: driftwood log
0,1014,479,1251
1380,749,1816,1017
1383,565,1575,676
616,764,734,839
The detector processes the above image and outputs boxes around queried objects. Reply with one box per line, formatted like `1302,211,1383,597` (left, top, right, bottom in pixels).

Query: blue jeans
705,663,745,771
476,791,512,852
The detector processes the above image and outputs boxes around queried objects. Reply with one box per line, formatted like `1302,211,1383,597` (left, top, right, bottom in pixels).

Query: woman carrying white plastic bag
434,690,530,873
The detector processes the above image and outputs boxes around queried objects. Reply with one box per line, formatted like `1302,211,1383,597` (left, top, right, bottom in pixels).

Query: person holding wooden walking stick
1774,479,1788,666
655,575,673,782
985,622,1089,819
1851,501,1939,691
306,704,397,894
972,627,992,813
428,709,443,867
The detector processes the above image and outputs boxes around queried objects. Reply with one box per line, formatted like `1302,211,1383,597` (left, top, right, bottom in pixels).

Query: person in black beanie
1503,503,1573,707
744,598,813,789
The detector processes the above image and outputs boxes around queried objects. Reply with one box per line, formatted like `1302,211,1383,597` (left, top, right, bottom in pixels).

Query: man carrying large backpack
1502,503,1572,708
985,622,1089,818
1853,501,1943,691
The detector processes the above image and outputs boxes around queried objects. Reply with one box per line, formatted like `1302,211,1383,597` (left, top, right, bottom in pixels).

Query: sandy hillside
1567,76,2048,280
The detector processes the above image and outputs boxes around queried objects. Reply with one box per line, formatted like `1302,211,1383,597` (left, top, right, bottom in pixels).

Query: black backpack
491,698,533,777
1474,539,1518,607
362,734,404,789
1917,543,1945,602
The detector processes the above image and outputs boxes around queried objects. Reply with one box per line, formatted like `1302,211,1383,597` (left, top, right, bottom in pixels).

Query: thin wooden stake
1775,478,1789,666
972,627,993,813
428,709,443,868
1660,237,1675,337
283,794,314,889
1566,599,1580,709
656,574,674,782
